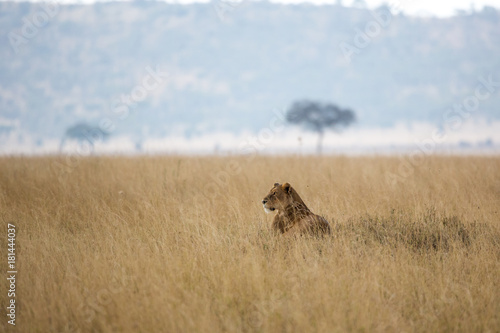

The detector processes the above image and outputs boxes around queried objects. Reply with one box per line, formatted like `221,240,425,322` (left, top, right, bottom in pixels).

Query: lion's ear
282,183,291,193
274,182,280,187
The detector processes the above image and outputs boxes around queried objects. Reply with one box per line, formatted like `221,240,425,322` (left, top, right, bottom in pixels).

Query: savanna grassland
1,155,499,333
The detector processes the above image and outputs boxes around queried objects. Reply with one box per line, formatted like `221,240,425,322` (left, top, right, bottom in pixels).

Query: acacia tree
286,100,356,154
60,123,110,152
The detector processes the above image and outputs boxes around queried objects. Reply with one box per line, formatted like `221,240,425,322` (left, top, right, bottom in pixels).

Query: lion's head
262,182,307,213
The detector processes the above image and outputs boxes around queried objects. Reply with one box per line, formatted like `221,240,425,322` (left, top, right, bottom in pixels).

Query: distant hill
1,1,499,142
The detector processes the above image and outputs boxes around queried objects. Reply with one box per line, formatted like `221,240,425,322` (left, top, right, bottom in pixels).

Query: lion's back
293,213,331,235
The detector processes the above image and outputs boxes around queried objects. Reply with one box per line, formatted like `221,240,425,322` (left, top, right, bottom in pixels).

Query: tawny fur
262,182,331,236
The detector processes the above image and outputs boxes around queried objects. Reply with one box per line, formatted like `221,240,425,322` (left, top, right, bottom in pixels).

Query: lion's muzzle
262,200,275,214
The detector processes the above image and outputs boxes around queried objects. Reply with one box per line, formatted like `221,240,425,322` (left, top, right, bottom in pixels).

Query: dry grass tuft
0,155,499,333
338,210,497,252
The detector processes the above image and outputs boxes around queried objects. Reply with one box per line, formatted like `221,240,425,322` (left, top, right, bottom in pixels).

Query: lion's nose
262,200,267,204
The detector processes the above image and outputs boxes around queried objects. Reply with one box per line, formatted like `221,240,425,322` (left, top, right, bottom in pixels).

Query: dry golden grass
1,155,499,333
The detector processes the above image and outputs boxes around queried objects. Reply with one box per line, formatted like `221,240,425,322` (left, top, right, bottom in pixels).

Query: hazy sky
326,0,499,17
269,0,499,17
3,0,499,17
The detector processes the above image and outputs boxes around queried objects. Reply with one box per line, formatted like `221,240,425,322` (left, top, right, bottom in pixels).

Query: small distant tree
60,123,110,152
286,100,356,154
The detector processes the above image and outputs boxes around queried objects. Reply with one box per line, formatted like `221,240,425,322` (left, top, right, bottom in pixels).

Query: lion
262,182,331,236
